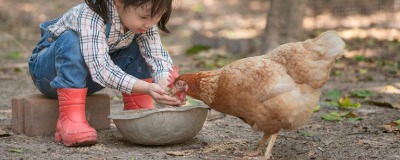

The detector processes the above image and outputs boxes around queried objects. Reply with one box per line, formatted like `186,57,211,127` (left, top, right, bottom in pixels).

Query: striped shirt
47,1,173,94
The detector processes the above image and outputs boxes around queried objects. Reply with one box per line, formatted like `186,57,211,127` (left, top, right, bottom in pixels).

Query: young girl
29,0,184,147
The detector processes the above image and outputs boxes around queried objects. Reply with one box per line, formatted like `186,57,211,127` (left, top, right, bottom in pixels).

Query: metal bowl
108,105,209,145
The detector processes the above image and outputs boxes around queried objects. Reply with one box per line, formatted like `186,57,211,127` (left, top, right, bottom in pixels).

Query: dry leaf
166,150,192,156
367,85,400,109
381,122,400,133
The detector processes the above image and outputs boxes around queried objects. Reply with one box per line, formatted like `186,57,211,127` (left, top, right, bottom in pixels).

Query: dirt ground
1,0,400,160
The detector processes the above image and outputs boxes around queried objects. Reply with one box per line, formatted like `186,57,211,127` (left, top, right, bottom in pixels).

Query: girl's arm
136,26,173,85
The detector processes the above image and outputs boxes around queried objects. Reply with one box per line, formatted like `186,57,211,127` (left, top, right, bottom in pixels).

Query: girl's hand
157,78,187,106
147,83,182,106
156,77,170,89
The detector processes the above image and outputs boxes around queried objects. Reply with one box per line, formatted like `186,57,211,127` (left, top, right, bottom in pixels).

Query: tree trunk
261,0,308,54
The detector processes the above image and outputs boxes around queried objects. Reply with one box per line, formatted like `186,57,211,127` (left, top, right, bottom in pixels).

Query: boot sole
56,131,98,147
65,139,98,147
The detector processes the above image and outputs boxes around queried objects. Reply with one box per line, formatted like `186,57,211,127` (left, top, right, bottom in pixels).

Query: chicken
170,31,345,159
165,66,187,102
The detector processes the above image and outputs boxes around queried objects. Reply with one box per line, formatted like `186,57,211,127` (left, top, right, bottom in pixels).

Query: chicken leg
254,133,278,159
244,133,270,157
264,133,278,159
245,133,274,158
256,133,270,152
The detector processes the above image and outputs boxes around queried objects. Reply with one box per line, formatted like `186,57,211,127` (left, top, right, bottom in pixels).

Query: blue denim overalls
29,16,151,98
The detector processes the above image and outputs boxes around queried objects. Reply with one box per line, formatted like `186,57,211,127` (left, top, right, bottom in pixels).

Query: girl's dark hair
85,0,172,33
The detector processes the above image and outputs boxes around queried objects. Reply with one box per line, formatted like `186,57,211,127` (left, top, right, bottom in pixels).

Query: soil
1,68,400,160
1,0,400,160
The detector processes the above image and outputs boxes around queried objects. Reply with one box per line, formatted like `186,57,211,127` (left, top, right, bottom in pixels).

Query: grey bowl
108,105,209,145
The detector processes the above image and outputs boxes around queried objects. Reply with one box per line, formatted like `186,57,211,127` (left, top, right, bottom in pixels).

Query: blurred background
1,0,400,71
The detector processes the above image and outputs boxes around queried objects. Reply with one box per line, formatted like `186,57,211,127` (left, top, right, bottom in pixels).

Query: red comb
167,66,179,88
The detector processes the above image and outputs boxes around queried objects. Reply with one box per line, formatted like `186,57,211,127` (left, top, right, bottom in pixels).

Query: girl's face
115,0,163,33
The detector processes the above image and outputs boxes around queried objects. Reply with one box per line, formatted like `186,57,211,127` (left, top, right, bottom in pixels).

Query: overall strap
39,16,62,37
105,22,111,39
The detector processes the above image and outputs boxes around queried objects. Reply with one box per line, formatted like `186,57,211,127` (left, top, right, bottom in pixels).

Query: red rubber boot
122,78,155,110
55,88,97,146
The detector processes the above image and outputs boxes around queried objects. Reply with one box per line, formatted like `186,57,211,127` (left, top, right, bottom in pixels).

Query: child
28,0,184,147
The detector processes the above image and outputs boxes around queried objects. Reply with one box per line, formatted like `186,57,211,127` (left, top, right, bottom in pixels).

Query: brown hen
172,31,345,159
